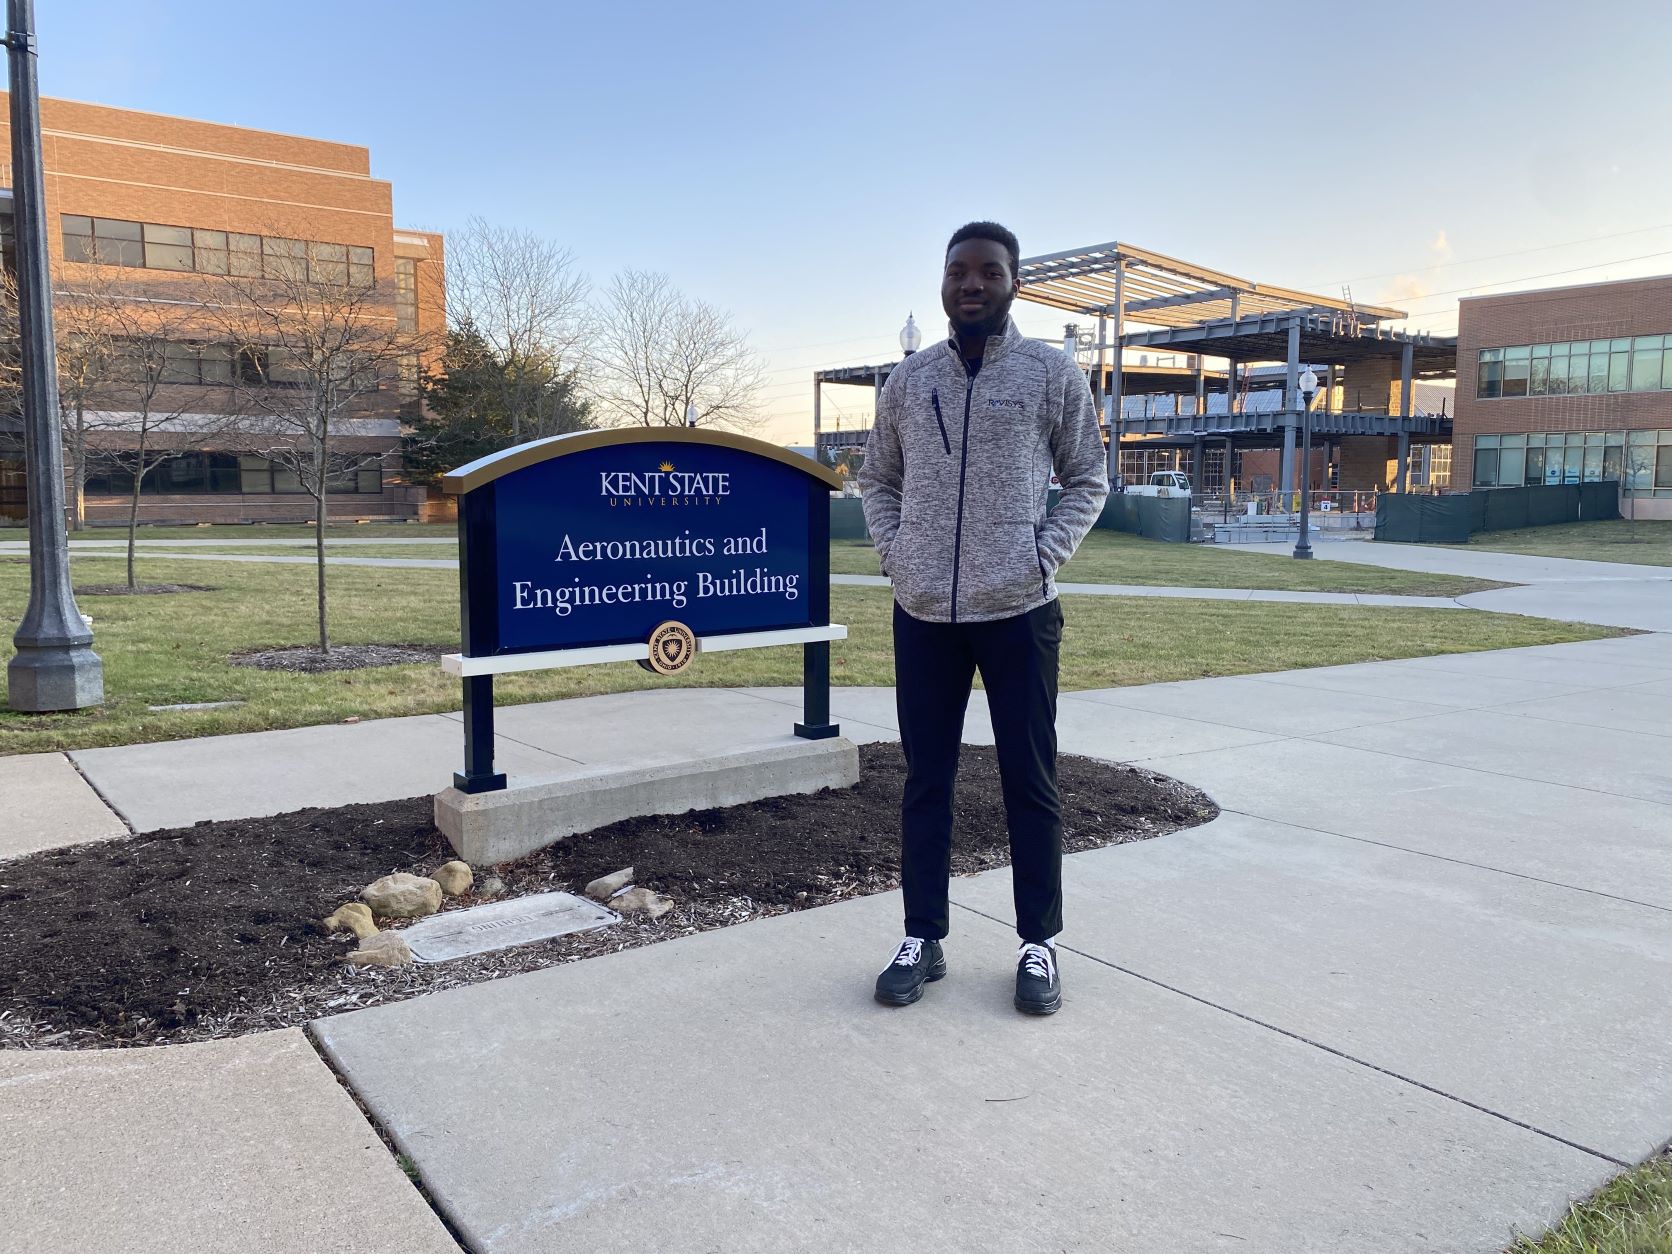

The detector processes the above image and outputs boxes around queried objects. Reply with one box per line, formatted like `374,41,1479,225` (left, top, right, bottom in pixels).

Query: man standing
859,222,1109,1015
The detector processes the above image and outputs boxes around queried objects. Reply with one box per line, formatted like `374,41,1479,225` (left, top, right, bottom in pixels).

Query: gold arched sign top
442,427,844,495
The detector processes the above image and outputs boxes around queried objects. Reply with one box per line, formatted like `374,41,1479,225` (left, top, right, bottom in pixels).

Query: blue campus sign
444,429,840,656
441,428,844,792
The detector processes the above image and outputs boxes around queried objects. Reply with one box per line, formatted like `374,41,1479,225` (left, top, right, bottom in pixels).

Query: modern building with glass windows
1455,274,1672,519
0,94,444,525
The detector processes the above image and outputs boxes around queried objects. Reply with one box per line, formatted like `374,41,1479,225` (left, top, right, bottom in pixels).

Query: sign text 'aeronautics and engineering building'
445,430,839,658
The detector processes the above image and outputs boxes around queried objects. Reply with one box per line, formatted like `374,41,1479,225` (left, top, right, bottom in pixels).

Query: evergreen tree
405,322,592,482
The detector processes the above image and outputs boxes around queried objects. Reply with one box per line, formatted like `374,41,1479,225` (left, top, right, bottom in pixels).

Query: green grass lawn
0,552,1618,754
832,530,1505,596
1507,1151,1672,1252
1467,519,1672,566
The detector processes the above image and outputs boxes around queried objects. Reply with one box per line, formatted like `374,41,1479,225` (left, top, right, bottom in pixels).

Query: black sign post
794,491,837,740
443,429,846,793
453,485,507,793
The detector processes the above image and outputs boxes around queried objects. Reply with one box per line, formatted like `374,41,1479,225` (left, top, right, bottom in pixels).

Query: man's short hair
946,221,1020,280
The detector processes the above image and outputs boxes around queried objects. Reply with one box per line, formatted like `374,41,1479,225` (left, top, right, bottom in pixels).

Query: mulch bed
229,643,451,672
0,743,1216,1050
75,583,216,596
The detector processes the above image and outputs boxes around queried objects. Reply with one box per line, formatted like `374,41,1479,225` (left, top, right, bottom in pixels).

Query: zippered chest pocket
929,388,951,454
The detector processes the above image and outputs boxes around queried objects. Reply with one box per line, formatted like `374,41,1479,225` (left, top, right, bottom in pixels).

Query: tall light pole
1292,367,1319,561
5,0,102,711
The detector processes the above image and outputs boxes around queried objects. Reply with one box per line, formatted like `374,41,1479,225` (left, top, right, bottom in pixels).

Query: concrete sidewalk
7,634,1672,1251
0,751,128,858
836,571,1467,608
1219,537,1672,632
2,1029,457,1254
305,631,1672,1253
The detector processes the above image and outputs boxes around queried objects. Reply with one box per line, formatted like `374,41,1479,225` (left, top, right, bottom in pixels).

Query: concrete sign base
435,734,859,865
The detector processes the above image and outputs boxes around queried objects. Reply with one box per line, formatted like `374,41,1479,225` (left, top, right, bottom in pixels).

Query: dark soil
0,743,1216,1050
229,643,451,672
76,583,216,596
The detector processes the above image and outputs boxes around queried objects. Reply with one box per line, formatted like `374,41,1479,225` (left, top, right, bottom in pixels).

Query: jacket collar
941,315,1023,371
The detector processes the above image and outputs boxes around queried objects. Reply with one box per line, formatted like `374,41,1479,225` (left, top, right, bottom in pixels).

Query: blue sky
35,0,1672,443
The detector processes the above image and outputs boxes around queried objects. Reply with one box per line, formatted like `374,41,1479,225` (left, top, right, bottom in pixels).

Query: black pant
893,598,1064,945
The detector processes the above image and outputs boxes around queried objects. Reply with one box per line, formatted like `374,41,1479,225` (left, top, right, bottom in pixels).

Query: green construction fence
1375,482,1621,544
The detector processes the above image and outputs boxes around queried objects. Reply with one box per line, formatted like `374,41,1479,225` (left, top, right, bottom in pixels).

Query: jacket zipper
948,373,974,622
930,388,951,454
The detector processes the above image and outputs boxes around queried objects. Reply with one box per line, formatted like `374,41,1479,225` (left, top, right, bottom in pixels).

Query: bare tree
206,249,425,654
0,265,123,529
90,286,240,588
447,216,589,444
590,269,765,430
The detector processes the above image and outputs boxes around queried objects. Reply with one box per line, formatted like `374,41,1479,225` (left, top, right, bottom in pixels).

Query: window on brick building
1502,346,1530,397
84,452,241,497
1478,334,1672,399
234,453,381,494
142,223,194,271
60,215,375,286
349,246,374,288
395,257,417,331
1477,348,1502,398
61,215,143,266
1473,431,1640,488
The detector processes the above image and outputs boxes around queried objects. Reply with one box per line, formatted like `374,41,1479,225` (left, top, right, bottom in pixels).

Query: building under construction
814,241,1457,497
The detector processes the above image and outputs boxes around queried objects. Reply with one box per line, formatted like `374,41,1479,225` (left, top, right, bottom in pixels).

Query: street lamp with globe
899,313,921,356
1292,367,1319,559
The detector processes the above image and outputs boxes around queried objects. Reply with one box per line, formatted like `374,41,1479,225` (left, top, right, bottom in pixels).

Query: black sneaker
1015,941,1061,1015
874,937,946,1006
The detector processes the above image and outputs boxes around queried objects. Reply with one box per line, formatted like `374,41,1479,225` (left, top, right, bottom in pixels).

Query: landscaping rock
478,875,507,900
321,902,378,940
360,873,442,919
433,860,473,897
585,867,634,903
345,931,414,968
609,886,674,920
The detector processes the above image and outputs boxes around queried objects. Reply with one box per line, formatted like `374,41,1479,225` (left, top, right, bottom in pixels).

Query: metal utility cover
401,892,619,963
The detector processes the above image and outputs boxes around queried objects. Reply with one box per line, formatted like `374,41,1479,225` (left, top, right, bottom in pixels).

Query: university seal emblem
642,620,698,675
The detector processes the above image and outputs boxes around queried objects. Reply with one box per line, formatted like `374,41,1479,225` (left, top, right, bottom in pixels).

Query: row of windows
1473,430,1672,493
99,340,381,390
1477,335,1672,398
62,215,374,285
83,452,383,497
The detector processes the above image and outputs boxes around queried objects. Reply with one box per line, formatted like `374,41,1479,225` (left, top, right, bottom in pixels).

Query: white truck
1123,470,1192,498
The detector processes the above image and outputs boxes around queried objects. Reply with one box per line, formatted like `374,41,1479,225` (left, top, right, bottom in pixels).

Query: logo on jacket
988,397,1026,413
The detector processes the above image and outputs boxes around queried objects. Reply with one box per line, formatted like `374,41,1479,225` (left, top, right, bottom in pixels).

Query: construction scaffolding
813,240,1459,498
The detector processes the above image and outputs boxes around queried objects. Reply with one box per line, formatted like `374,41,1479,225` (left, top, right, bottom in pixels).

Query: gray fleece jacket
859,318,1109,623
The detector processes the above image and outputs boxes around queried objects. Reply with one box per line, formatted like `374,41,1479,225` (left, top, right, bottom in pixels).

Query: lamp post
899,313,920,356
1292,367,1319,560
685,402,698,428
5,0,103,711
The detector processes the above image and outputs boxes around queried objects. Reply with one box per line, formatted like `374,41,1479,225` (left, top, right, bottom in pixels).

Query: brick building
0,95,444,525
1454,274,1672,519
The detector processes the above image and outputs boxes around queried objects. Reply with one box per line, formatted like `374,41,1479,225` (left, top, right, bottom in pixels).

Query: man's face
941,238,1019,338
